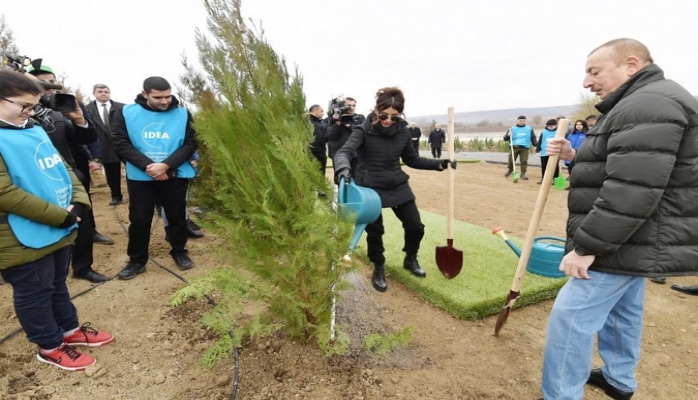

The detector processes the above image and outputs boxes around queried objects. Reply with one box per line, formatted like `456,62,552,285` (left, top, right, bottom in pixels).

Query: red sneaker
63,322,115,347
37,344,96,371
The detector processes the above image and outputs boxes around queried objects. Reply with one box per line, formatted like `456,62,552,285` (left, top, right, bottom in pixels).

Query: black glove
440,159,457,170
57,213,78,228
336,168,352,184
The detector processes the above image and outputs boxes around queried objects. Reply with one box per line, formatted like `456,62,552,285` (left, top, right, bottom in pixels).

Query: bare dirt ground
0,159,696,399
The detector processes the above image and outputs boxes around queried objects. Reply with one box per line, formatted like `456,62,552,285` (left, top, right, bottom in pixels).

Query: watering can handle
338,177,352,204
534,236,566,244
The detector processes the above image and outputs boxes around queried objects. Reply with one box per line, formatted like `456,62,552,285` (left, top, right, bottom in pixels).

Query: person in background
27,62,113,283
503,115,537,180
308,104,328,176
0,70,114,371
112,76,197,280
540,38,698,400
159,151,204,239
327,96,365,182
585,114,598,128
564,119,588,174
535,119,561,184
408,121,422,153
85,84,126,206
428,123,445,158
333,87,456,292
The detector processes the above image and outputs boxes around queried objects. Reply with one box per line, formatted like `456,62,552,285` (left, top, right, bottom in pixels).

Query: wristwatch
574,247,591,256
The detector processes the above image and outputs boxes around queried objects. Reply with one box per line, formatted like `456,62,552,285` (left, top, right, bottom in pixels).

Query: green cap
27,59,54,76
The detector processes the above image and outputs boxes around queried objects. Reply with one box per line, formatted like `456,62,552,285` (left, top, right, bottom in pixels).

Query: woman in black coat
334,87,456,292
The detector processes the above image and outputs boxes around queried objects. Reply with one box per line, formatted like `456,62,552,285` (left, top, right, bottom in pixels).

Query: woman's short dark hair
0,70,43,98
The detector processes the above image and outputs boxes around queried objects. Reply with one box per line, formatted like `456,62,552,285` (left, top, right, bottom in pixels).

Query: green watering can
337,178,382,250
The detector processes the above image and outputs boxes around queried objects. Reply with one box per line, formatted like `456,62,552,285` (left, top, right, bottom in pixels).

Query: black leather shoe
93,232,114,245
187,219,202,231
671,284,698,295
649,276,666,284
187,226,204,239
172,253,195,270
73,268,110,283
118,263,146,280
403,254,426,277
587,368,634,400
109,197,123,206
372,264,388,292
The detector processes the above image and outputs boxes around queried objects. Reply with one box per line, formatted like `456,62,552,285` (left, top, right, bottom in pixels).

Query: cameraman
27,63,113,283
326,96,365,182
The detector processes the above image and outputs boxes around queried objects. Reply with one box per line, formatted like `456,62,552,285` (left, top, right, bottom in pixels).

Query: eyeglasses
0,97,38,114
378,113,400,122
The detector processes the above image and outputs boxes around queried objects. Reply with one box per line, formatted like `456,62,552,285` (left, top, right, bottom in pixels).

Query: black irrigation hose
0,204,240,400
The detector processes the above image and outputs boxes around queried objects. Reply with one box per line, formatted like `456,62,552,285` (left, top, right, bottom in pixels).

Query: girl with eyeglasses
333,86,456,292
0,70,114,371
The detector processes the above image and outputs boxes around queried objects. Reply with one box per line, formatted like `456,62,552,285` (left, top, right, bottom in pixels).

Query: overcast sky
2,0,696,118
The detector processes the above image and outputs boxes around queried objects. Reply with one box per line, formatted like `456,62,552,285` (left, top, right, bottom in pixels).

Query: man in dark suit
85,84,125,206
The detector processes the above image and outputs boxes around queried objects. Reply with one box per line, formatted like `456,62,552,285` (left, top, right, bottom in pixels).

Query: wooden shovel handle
509,119,570,293
447,107,455,240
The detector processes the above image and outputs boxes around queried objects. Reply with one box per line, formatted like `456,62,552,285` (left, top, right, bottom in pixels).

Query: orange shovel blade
436,239,463,279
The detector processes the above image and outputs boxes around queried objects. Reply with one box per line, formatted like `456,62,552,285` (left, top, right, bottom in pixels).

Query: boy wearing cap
503,115,537,180
535,119,561,183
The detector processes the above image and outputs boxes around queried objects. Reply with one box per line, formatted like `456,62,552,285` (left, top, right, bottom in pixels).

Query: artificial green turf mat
355,210,567,320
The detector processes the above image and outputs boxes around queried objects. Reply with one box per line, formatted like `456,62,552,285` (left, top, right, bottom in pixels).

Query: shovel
494,119,570,336
436,107,464,279
508,132,520,183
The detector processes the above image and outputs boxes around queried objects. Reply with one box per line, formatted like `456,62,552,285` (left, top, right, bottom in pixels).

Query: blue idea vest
510,125,532,147
539,129,557,157
122,104,196,181
0,125,76,248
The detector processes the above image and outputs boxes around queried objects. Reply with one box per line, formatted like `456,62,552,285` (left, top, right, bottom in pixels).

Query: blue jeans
541,271,645,399
0,247,79,349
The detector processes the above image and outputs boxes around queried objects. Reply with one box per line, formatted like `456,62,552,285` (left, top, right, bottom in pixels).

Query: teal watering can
492,227,566,278
337,178,382,250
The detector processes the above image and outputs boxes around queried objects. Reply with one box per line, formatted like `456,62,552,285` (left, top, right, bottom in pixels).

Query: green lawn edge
354,210,566,320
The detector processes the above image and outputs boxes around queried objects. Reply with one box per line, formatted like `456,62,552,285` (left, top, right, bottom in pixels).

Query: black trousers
365,199,425,266
540,156,560,178
431,146,442,158
71,168,94,274
126,178,188,265
103,162,123,200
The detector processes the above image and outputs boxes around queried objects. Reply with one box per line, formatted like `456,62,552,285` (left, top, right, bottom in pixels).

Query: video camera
2,55,75,113
328,95,355,124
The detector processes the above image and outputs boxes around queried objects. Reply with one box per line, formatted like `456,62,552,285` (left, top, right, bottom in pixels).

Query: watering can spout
492,227,521,257
349,223,368,250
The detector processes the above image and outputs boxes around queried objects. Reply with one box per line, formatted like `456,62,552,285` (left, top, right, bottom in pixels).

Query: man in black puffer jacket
540,38,698,400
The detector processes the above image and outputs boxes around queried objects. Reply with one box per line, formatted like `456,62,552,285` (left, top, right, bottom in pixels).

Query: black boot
403,253,426,277
372,264,387,292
